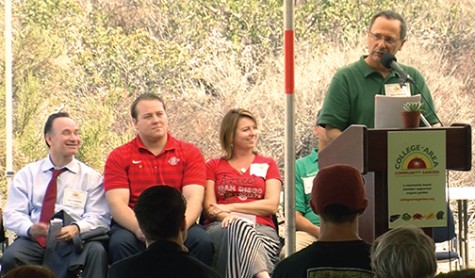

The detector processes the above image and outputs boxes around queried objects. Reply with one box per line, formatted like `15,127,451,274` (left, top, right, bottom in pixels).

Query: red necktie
36,168,67,248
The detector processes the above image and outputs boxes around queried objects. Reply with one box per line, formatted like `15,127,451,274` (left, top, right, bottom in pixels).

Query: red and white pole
283,0,296,258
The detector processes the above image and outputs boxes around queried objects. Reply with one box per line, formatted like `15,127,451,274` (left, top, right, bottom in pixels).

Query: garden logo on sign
394,144,440,176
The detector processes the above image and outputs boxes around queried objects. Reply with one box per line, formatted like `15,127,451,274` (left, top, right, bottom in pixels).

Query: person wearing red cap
272,164,373,278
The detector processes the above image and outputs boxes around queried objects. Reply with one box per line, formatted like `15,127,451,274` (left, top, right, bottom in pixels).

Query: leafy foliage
1,0,475,199
402,102,424,113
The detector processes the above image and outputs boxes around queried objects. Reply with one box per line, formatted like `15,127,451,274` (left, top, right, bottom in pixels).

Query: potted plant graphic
401,101,424,128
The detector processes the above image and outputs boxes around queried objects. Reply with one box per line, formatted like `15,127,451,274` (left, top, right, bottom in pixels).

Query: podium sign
319,124,471,242
387,130,446,228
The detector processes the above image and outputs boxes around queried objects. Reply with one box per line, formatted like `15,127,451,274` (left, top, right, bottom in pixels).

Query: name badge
250,163,269,178
63,188,87,209
385,83,411,96
302,175,316,194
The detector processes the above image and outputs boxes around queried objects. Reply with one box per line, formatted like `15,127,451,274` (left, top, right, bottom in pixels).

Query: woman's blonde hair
219,108,258,160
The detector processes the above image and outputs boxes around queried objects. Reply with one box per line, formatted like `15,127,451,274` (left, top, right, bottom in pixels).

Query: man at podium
318,10,439,142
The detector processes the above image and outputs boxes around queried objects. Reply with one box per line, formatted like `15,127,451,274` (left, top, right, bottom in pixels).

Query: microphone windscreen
380,53,397,69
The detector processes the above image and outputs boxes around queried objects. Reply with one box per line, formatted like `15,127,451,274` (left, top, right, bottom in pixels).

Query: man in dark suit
108,186,220,278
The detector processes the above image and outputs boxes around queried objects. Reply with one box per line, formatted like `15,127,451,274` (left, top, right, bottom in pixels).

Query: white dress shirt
4,156,110,237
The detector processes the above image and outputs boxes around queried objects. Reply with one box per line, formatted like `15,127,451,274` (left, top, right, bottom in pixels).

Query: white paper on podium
374,94,422,128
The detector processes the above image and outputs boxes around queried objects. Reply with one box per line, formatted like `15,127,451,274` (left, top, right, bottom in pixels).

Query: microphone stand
420,112,432,127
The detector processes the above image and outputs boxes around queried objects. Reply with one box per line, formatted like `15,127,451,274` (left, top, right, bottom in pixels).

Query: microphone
380,52,444,127
380,53,414,83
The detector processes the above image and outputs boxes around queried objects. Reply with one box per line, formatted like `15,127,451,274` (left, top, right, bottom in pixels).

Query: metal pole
5,0,15,201
283,0,296,258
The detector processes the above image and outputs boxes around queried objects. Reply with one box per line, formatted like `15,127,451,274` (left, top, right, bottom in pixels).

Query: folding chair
1,208,9,270
432,206,462,270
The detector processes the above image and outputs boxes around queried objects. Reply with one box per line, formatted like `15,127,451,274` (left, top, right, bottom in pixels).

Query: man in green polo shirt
294,112,330,251
319,10,439,142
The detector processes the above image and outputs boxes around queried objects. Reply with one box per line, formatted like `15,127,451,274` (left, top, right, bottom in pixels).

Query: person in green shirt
294,112,330,251
281,111,329,258
319,10,439,143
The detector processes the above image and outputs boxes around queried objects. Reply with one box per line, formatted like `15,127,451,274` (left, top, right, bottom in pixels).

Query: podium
319,124,472,242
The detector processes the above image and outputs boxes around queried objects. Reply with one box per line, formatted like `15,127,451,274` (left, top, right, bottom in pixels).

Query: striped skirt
207,218,281,278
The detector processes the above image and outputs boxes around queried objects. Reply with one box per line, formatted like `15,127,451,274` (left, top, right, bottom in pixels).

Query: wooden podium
319,124,472,242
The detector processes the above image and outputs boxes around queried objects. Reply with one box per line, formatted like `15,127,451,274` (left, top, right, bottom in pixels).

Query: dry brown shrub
162,23,475,188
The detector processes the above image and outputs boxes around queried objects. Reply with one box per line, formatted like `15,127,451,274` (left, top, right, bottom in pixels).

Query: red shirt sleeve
104,146,131,192
206,158,219,182
265,157,282,181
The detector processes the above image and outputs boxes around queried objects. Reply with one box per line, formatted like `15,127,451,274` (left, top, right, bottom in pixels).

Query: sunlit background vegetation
1,0,474,204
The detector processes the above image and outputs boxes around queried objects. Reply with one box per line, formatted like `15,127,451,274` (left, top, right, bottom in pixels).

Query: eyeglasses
367,31,401,45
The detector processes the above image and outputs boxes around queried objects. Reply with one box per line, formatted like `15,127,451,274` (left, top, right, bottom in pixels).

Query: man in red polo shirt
104,93,213,265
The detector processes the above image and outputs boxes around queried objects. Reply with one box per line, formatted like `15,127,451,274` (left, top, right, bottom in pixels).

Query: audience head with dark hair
134,185,187,245
108,185,221,278
371,225,437,278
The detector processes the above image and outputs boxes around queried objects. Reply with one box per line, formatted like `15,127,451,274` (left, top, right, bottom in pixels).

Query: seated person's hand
134,227,146,243
221,214,239,228
209,203,231,218
56,225,80,242
28,222,48,240
181,244,189,252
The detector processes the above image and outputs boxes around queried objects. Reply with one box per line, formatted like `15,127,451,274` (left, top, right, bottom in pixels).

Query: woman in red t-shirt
204,108,282,278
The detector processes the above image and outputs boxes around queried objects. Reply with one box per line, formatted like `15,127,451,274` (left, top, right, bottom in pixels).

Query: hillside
1,0,474,199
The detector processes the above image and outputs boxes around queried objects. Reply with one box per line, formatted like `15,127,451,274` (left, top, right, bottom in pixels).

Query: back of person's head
43,112,70,148
3,265,56,278
134,185,186,241
310,164,367,223
435,269,475,278
371,226,437,278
